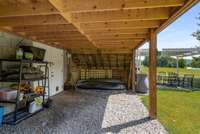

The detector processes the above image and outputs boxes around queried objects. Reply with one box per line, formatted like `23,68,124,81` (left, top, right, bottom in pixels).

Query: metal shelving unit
0,59,49,125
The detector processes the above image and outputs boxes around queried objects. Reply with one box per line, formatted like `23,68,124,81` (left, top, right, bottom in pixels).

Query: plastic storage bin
0,106,4,127
0,88,17,101
29,101,42,114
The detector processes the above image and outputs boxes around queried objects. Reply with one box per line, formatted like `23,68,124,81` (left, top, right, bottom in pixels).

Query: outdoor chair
179,74,194,88
157,71,167,85
167,72,179,87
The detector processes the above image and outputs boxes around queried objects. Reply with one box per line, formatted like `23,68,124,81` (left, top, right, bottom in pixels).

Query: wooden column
128,60,132,90
131,49,136,91
149,29,157,119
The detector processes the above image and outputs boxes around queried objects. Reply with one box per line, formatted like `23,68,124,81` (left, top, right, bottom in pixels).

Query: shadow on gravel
102,117,151,133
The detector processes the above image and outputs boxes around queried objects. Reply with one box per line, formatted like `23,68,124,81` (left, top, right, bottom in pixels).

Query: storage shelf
0,59,48,64
0,100,16,103
24,93,43,98
0,58,49,125
0,77,48,82
3,108,44,125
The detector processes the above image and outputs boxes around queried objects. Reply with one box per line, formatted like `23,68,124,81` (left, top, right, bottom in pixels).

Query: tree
142,55,176,67
192,30,200,42
191,57,200,68
142,56,149,66
157,56,176,67
178,58,186,68
192,13,200,43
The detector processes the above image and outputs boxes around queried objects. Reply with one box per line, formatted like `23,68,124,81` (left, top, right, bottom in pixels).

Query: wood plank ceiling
0,0,198,68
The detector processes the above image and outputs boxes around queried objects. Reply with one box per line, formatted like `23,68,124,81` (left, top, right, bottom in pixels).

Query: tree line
142,55,200,68
142,55,187,68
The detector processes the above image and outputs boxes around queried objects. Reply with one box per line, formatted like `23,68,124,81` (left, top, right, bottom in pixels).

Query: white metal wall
0,32,64,96
33,42,64,96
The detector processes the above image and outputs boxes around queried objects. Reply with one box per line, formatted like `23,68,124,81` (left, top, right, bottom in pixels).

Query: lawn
141,89,200,134
141,67,200,78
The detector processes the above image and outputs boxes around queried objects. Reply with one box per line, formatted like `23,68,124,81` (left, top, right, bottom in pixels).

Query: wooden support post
149,29,157,119
132,49,136,92
128,60,132,90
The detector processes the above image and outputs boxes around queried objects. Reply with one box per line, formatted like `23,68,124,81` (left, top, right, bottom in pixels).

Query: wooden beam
28,31,83,36
95,39,142,42
149,29,157,119
60,0,184,12
29,34,86,40
116,54,119,68
54,40,92,44
93,38,143,41
88,55,95,68
90,54,97,69
83,55,89,68
97,44,139,49
57,42,96,48
156,0,200,33
70,48,132,54
39,38,89,42
0,14,68,27
25,31,81,36
12,24,77,32
36,36,88,41
131,49,136,91
48,0,98,48
61,45,94,49
47,42,95,48
0,0,58,17
134,39,148,49
84,28,149,34
93,41,145,45
71,8,170,23
128,59,132,89
87,33,148,37
80,20,161,30
89,34,147,40
103,50,132,54
97,50,104,68
107,54,112,69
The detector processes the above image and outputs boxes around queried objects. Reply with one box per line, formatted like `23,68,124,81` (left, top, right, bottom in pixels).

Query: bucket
0,106,4,127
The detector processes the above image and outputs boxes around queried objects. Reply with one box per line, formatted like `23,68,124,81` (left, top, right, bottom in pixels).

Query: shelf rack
0,59,49,125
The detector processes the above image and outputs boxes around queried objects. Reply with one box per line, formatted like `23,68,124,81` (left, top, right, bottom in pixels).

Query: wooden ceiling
0,0,198,54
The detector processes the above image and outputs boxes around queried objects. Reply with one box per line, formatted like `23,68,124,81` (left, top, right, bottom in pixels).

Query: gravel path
0,90,168,134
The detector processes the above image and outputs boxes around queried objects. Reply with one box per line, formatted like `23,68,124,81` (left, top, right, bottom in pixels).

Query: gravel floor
0,90,168,134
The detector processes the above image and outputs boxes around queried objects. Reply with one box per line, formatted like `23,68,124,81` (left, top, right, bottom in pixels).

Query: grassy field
141,67,200,78
141,89,200,134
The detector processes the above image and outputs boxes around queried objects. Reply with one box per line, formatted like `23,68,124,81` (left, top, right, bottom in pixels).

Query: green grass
141,67,200,78
141,89,200,134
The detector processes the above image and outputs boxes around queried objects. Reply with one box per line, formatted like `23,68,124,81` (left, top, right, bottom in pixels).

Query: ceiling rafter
0,0,59,17
59,0,185,12
48,0,98,48
0,14,68,27
70,8,170,23
80,20,161,30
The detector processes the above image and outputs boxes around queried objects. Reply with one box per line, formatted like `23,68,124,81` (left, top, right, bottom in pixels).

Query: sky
141,2,200,51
